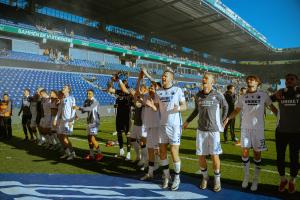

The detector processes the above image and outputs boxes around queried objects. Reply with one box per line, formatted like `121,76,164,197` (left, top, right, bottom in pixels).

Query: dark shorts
22,114,32,125
116,115,130,133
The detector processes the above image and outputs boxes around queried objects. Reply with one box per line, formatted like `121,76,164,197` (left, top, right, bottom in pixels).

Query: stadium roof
35,0,300,61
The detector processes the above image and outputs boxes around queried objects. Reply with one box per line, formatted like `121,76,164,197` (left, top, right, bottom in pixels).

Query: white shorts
196,130,222,155
241,128,267,151
58,121,74,135
39,116,52,129
146,127,160,149
130,125,146,139
159,125,182,145
87,123,99,135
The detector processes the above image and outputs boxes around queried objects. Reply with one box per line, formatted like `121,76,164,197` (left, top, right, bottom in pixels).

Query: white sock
89,148,94,157
132,141,140,160
174,161,181,179
253,159,261,179
214,170,221,184
200,167,208,179
65,148,71,156
148,161,154,176
44,135,49,144
161,159,170,178
242,157,250,178
141,145,148,162
53,134,59,144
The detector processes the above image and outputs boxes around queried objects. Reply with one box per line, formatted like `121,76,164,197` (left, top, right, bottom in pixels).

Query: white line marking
69,136,295,177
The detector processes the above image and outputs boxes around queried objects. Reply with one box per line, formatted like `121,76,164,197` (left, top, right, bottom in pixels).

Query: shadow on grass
179,147,290,167
1,136,298,200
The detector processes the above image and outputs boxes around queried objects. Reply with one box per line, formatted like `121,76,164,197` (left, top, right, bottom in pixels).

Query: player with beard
271,73,300,193
183,73,228,192
224,75,277,191
148,67,187,191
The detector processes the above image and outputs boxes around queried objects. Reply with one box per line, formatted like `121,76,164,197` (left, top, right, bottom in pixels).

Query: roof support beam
157,13,218,34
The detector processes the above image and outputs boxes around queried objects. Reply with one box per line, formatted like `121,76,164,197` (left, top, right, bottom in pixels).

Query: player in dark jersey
271,73,300,193
184,73,228,192
223,85,238,144
108,76,133,159
18,88,33,141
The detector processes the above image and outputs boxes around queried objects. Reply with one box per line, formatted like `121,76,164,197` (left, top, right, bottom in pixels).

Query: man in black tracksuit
271,73,300,194
223,85,238,143
18,89,33,141
108,77,132,158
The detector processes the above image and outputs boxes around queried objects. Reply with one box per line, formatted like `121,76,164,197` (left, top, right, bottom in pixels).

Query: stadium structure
0,0,299,107
0,0,299,199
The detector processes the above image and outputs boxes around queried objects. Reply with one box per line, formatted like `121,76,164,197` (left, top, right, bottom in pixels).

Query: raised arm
142,67,155,83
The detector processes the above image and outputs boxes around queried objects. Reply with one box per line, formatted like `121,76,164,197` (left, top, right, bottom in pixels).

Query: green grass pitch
0,111,299,194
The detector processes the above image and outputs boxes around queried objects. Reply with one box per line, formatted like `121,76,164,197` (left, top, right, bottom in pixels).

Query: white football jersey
236,91,272,130
56,95,76,122
155,86,185,126
142,94,160,128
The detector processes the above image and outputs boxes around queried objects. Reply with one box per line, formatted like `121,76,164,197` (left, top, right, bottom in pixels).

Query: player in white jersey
140,81,161,181
224,75,277,191
148,67,187,191
53,85,76,160
39,89,53,149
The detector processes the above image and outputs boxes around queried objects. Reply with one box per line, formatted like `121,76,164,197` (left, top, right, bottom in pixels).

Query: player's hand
72,106,79,110
145,98,154,107
111,76,117,82
75,115,79,120
141,67,147,74
138,70,144,79
223,118,229,128
173,104,180,112
274,90,283,100
53,120,57,127
68,122,73,129
183,121,189,129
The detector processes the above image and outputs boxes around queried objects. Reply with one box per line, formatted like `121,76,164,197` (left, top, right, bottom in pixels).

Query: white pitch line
70,136,297,177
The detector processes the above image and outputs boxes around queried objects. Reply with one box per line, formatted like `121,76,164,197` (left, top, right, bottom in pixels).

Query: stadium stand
0,66,199,107
0,2,243,77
